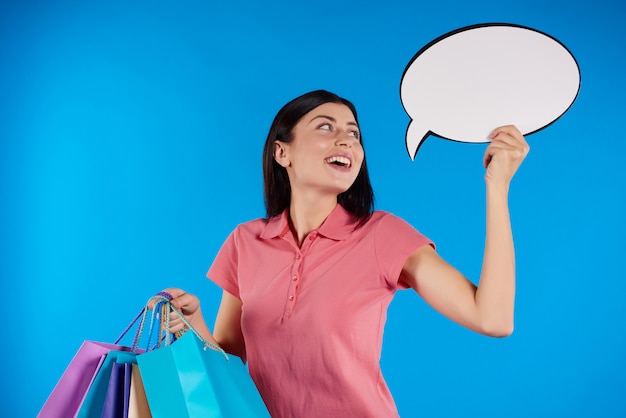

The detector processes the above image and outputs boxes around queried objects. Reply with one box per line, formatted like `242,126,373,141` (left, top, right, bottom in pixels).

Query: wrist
485,177,510,195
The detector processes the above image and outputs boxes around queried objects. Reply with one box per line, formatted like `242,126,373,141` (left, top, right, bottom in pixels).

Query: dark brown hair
262,90,374,226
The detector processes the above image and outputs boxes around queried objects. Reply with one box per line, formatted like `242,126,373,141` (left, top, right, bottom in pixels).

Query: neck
288,191,338,246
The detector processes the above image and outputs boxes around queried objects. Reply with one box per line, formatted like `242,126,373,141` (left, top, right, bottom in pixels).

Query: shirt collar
260,204,356,241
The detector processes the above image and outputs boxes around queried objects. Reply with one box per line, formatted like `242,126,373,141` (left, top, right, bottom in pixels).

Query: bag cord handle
116,292,229,361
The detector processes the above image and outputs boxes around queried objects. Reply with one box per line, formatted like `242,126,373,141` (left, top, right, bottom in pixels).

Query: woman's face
274,102,364,198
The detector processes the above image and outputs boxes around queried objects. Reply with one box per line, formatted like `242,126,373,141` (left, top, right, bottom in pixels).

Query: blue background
2,1,625,417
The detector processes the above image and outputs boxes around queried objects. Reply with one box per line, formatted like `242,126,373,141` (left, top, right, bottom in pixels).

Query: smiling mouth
325,156,352,168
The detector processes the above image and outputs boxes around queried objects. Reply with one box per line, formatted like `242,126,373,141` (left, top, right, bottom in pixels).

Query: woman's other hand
483,125,530,187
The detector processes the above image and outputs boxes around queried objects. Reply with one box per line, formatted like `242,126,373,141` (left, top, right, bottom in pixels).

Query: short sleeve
206,228,240,298
374,213,435,289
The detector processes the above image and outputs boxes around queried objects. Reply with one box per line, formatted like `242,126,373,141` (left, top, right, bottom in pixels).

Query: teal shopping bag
101,352,136,418
136,300,270,418
76,351,139,418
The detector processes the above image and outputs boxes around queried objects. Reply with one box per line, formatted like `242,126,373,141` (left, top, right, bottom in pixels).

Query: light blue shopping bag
136,298,270,418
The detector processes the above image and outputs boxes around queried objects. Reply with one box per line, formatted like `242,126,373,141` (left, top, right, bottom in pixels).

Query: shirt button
296,253,301,259
292,275,298,281
309,235,315,240
288,295,295,301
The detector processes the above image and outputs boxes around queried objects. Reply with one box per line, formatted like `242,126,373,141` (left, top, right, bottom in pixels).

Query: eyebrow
309,115,359,128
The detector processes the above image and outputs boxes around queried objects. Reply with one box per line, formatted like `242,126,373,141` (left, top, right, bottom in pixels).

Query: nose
336,131,355,147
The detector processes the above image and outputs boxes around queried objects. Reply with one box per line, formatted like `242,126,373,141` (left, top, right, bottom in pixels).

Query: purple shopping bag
37,341,133,418
39,292,184,418
38,309,148,418
101,361,127,418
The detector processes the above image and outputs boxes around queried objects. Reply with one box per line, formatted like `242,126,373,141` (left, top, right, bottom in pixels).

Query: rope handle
113,291,180,350
114,307,145,348
115,291,229,360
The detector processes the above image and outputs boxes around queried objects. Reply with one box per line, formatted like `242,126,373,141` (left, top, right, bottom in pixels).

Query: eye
349,130,361,140
318,123,332,131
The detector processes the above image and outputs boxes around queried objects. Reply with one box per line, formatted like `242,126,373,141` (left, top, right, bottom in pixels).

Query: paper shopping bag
122,363,133,418
102,352,137,418
102,362,125,418
77,350,140,418
37,341,133,418
39,295,173,418
127,364,151,418
39,305,150,418
137,331,270,418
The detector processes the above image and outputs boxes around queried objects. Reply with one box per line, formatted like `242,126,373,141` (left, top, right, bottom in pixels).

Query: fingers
165,313,187,334
149,288,201,333
488,126,529,155
483,125,530,180
148,288,194,314
489,125,523,142
487,124,524,148
147,288,180,309
161,287,187,301
148,288,198,314
483,141,519,168
169,291,200,316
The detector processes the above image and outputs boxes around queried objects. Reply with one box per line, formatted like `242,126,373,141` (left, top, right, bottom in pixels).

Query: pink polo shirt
207,204,433,417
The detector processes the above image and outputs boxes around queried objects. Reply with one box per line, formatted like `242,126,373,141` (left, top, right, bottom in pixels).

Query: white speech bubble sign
400,23,581,159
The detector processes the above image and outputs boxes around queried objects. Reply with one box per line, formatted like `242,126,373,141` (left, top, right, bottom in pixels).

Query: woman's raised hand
483,125,530,186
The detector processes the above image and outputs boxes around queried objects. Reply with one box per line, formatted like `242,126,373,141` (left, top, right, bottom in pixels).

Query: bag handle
114,307,146,348
111,292,228,360
112,293,165,351
141,292,229,361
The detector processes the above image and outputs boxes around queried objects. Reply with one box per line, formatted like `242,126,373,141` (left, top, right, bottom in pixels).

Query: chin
332,184,355,196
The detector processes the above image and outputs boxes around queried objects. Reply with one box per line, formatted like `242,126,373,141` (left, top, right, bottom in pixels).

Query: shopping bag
77,350,140,417
122,363,133,418
136,297,270,418
101,352,137,418
77,293,179,417
39,308,148,418
127,364,151,418
138,331,270,418
37,340,133,418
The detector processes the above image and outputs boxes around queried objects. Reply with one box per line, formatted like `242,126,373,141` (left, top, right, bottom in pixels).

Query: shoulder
214,217,270,249
229,217,270,239
367,210,415,231
235,217,269,231
353,210,422,240
367,210,433,246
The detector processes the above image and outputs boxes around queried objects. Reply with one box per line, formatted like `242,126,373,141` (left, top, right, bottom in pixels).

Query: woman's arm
400,125,529,337
213,290,247,362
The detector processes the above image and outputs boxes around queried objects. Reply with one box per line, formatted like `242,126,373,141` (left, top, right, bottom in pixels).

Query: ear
273,141,290,168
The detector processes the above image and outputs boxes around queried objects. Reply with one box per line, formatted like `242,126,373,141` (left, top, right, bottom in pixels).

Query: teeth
325,156,351,167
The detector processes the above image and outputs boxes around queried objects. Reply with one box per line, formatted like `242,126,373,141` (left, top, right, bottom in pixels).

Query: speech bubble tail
405,121,431,160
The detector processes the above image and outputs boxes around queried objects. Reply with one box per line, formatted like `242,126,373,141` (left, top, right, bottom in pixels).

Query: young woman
161,90,529,417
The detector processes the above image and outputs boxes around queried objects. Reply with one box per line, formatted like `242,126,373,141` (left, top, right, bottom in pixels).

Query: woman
162,90,529,417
